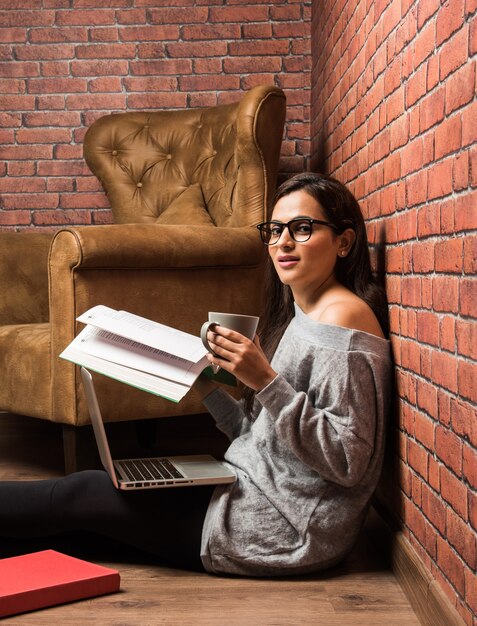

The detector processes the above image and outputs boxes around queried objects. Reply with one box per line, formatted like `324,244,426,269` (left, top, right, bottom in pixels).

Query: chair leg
62,425,78,474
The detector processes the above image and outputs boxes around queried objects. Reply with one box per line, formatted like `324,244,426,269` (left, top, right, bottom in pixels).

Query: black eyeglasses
256,218,339,246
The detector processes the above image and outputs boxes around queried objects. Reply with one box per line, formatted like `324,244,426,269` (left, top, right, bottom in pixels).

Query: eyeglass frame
256,217,344,246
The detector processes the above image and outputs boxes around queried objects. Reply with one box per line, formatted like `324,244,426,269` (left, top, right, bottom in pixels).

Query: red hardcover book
0,549,120,618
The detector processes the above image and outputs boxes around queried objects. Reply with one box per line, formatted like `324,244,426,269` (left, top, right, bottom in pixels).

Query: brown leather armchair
0,85,286,472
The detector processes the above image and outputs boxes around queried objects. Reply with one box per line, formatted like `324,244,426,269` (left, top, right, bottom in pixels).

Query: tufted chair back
83,86,286,228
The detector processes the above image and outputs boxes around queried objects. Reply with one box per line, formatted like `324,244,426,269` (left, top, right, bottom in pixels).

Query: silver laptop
81,367,236,490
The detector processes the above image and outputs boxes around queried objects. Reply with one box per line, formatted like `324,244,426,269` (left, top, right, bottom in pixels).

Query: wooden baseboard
390,530,464,626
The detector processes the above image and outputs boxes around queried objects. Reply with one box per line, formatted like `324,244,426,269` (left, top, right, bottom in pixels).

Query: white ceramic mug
200,312,260,357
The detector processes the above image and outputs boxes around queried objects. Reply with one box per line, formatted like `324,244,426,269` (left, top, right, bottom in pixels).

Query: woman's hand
205,326,277,391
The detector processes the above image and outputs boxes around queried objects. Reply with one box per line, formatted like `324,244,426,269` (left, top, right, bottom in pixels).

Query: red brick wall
0,1,311,230
311,0,476,622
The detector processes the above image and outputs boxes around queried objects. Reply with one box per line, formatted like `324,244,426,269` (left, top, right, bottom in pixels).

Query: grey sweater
200,304,392,577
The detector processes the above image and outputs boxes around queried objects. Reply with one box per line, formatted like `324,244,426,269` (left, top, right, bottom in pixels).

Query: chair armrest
0,231,52,324
50,224,264,269
48,223,266,425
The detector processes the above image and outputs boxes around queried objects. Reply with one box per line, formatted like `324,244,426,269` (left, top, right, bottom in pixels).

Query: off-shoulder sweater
200,304,392,577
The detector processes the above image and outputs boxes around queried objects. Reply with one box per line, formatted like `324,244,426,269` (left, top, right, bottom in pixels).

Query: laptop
80,367,236,490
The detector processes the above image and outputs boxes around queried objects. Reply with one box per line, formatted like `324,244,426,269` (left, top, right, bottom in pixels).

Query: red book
0,550,120,618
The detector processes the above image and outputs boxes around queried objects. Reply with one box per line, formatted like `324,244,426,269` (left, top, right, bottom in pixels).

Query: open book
60,305,224,403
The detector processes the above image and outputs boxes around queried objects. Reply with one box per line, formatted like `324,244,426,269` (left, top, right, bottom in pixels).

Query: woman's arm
255,352,389,487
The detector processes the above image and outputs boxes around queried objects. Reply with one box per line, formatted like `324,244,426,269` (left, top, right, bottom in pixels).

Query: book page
71,326,208,386
77,305,207,362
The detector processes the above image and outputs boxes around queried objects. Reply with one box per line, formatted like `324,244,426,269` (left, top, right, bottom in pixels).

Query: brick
229,40,290,56
456,319,477,360
454,192,477,232
0,177,45,193
413,19,436,69
426,54,439,91
167,41,228,58
422,483,446,533
148,7,207,24
440,464,468,517
431,348,459,392
428,158,454,200
414,408,436,447
89,27,119,43
433,275,460,314
436,537,465,597
439,315,456,352
460,279,476,317
32,209,92,225
406,63,427,107
126,92,187,109
447,507,477,569
436,0,465,46
1,192,58,210
458,359,477,403
445,61,476,115
464,566,477,616
182,24,240,40
40,61,69,77
417,311,440,350
463,444,477,490
412,240,435,273
436,425,463,476
7,162,35,176
239,23,272,39
27,77,87,94
453,150,469,190
435,237,463,273
135,57,190,75
0,10,54,27
0,94,35,111
434,114,462,160
55,9,115,25
89,77,122,93
71,60,129,76
405,498,427,547
401,137,423,176
0,210,31,226
461,100,477,147
29,27,88,43
65,94,126,110
225,56,282,73
408,439,428,479
470,491,477,532
0,145,52,160
406,169,427,206
14,44,75,60
420,87,445,132
209,5,269,23
439,24,469,80
75,43,136,59
120,25,179,42
123,77,176,92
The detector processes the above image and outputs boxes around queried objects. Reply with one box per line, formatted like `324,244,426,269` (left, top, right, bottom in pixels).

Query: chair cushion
156,184,215,226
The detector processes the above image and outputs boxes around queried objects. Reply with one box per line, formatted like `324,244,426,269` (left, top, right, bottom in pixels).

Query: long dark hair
243,172,389,413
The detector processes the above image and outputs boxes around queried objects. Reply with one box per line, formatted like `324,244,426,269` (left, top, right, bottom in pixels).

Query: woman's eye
295,222,312,233
270,225,282,236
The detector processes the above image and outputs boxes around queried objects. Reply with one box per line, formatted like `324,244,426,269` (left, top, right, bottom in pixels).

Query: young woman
0,172,392,577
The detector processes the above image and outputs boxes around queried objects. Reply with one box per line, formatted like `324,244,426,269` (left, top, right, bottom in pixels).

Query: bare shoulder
317,296,385,338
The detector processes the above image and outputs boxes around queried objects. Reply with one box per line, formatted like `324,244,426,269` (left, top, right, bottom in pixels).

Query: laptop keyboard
119,458,185,482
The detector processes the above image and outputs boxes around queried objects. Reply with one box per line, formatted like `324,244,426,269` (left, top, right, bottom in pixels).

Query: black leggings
0,471,214,571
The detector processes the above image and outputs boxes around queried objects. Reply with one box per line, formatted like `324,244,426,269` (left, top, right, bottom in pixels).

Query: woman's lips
277,255,299,268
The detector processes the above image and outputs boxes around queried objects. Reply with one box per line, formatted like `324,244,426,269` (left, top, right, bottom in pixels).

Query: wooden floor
0,412,420,625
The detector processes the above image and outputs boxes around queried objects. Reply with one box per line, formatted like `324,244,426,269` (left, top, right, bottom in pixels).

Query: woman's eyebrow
270,215,315,222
